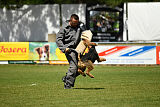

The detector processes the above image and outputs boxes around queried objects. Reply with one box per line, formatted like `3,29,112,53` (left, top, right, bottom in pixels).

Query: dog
75,30,106,78
35,44,50,61
78,45,106,78
75,30,97,60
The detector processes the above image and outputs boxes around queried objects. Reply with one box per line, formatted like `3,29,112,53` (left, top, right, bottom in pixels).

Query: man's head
69,14,79,27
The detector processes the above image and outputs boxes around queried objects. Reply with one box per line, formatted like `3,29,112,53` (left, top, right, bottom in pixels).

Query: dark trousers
65,51,79,87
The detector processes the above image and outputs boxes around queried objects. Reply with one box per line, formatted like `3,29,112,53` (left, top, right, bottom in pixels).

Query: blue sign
120,46,156,57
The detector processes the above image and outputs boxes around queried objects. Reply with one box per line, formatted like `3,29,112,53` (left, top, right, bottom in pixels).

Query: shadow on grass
73,88,105,90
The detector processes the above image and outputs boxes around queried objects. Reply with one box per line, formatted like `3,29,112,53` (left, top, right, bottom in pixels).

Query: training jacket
56,21,86,53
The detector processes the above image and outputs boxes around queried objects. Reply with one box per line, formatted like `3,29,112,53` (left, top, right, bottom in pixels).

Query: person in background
56,14,86,89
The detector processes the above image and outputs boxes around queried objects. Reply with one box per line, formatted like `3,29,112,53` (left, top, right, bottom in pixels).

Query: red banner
156,46,160,64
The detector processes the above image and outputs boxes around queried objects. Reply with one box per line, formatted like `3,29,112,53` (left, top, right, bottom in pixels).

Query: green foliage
0,65,160,106
0,0,157,9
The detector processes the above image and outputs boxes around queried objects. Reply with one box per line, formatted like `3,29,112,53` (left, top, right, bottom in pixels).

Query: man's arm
74,22,86,47
56,28,66,53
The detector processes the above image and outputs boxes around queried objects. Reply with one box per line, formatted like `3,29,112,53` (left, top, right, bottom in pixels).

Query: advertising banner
29,42,67,61
1,42,157,65
0,42,29,60
0,61,8,64
49,61,69,64
156,46,160,64
95,46,156,64
0,42,67,61
8,61,35,64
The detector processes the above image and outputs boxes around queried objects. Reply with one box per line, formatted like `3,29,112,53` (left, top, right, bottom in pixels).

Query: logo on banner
0,42,29,60
29,42,64,61
156,46,160,64
95,45,156,64
0,46,27,53
159,52,160,60
98,46,128,56
120,46,156,57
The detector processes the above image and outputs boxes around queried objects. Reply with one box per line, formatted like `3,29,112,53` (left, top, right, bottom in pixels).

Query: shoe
62,76,66,83
64,83,72,89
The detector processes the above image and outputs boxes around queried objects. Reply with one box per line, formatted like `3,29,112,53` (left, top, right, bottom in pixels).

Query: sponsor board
34,61,50,64
156,46,160,64
1,42,158,65
0,42,67,61
49,61,69,64
0,42,29,60
0,61,8,64
95,46,156,64
29,42,67,61
8,61,35,64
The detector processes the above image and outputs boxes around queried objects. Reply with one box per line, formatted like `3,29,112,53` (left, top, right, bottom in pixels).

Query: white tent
124,2,160,41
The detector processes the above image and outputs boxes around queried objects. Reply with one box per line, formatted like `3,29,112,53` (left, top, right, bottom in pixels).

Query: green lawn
0,65,160,107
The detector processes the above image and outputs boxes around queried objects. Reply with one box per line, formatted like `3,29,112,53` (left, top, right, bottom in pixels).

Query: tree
0,0,157,9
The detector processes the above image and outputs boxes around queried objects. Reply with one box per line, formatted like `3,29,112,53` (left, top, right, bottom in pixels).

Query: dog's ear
44,45,50,52
35,47,40,55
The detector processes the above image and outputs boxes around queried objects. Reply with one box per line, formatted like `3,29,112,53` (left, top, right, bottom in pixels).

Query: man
56,14,86,89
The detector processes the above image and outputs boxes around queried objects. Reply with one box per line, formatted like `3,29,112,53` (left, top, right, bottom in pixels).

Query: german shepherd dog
75,30,106,78
78,45,106,78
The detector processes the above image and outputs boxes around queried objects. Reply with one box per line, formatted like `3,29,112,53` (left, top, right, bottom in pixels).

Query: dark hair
70,14,79,20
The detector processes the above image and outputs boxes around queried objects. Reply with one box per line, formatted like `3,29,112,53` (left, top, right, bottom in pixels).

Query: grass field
0,64,160,107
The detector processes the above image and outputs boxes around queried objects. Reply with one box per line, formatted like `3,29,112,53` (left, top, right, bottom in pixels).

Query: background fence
1,3,160,42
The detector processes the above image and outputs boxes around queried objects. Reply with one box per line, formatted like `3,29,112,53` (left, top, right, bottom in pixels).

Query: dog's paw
98,57,106,62
92,43,97,46
82,73,86,77
86,72,94,78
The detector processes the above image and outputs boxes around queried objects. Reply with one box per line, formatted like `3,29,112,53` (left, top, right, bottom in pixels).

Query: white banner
127,3,160,41
0,61,8,64
95,46,156,64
